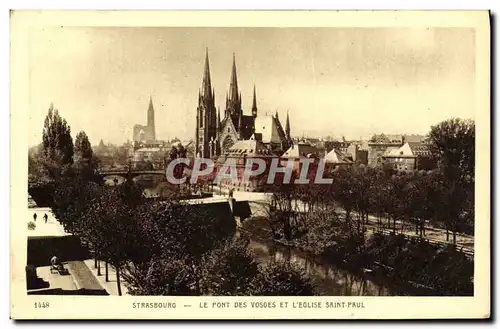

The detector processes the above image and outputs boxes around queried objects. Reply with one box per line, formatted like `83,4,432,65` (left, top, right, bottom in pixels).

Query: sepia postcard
10,10,490,320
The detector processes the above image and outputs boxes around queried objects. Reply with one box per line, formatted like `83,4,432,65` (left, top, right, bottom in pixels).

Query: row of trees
32,104,318,296
243,118,475,295
261,118,475,245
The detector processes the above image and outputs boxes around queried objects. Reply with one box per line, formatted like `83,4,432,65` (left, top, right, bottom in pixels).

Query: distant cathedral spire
147,95,155,140
201,48,212,100
229,52,239,103
251,85,258,118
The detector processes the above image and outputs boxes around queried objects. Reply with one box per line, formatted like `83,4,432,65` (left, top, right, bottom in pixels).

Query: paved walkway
67,261,105,291
27,208,70,237
83,259,129,296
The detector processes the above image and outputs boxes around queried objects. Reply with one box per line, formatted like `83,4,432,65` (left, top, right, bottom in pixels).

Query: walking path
67,261,106,291
83,259,129,296
27,208,69,237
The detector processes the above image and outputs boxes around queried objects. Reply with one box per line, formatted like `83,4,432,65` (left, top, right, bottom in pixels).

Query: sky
27,27,475,146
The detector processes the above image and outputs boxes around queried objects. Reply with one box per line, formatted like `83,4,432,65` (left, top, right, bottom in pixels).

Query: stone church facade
195,49,292,158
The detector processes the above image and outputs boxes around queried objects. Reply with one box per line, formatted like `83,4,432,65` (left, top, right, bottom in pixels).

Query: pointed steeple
201,48,212,99
275,110,279,120
251,85,258,118
148,94,153,110
217,107,221,130
286,110,292,145
229,52,239,103
147,95,155,141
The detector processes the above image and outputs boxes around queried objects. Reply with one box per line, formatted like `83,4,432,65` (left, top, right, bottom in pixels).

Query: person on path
43,213,48,223
33,213,37,222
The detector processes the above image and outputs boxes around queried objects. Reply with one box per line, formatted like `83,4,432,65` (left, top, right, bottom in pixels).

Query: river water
240,232,397,296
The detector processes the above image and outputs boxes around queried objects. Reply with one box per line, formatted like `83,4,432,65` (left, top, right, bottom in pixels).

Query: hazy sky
28,27,475,146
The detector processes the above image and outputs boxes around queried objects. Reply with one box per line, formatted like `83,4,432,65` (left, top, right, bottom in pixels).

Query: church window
227,127,230,133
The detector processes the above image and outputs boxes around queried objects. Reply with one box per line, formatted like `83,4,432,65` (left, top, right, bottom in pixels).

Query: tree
249,260,317,296
428,118,475,245
199,237,259,296
80,185,141,295
74,131,99,180
428,118,475,183
42,103,74,169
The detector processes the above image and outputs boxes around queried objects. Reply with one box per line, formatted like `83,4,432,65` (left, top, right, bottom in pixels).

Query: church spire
147,95,156,141
251,84,258,118
229,52,239,103
217,107,221,130
201,48,212,99
286,110,291,144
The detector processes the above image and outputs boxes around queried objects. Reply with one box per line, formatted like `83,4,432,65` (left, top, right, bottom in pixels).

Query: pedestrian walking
33,213,37,222
43,213,48,223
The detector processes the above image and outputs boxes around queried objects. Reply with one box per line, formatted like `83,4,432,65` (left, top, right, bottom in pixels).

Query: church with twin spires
195,49,292,158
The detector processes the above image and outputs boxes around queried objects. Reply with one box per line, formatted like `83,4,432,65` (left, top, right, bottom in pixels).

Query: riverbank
240,216,473,296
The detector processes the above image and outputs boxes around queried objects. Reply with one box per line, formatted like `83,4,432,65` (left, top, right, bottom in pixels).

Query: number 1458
34,301,50,308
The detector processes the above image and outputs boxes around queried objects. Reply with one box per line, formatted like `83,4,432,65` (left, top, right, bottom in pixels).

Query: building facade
382,142,436,171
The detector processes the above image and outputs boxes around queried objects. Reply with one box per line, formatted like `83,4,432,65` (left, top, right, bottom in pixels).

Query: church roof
225,139,275,157
254,114,287,144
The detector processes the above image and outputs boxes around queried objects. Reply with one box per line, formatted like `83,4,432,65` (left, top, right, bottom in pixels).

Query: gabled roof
383,142,431,158
282,142,318,159
385,143,414,157
407,142,431,157
324,148,353,164
254,115,283,144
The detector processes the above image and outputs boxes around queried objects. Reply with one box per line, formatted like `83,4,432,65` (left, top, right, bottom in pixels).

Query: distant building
280,142,321,181
367,134,404,167
324,148,353,169
281,142,320,160
216,139,278,192
344,143,368,165
382,142,436,171
402,134,427,144
133,96,156,142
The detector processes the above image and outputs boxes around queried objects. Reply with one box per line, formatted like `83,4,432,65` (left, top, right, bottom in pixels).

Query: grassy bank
241,216,473,296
